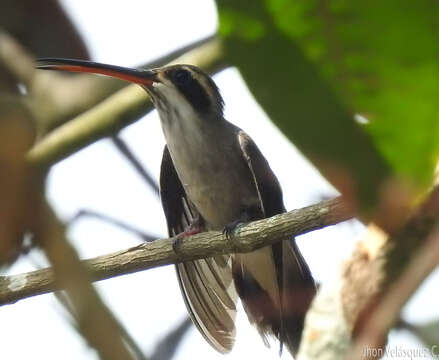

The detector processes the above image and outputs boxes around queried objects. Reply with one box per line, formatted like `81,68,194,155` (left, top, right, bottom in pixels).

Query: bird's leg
182,213,205,237
172,213,205,252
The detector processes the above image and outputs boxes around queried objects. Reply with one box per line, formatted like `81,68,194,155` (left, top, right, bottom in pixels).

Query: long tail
279,239,316,355
232,239,316,357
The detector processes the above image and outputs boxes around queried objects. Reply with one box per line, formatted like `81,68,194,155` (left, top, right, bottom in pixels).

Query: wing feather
160,146,237,353
237,131,316,356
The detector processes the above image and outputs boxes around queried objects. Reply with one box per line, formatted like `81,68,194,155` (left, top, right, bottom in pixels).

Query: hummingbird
36,58,316,356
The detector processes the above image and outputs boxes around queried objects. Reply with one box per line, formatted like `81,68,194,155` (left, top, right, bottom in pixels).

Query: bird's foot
223,220,243,241
222,212,251,241
173,217,204,252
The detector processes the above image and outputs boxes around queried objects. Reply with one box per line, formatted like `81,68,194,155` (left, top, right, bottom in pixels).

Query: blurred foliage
0,0,89,59
264,0,439,187
404,319,439,351
0,0,90,264
0,0,89,94
0,97,36,265
216,0,439,209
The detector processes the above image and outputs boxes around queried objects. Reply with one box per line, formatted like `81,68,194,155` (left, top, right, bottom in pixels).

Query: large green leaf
216,0,439,210
264,0,439,186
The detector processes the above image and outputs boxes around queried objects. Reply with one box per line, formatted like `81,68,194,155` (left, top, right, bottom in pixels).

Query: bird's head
36,59,224,121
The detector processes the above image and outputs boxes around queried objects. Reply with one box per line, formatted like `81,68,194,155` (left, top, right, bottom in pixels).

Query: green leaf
262,0,439,187
216,0,393,212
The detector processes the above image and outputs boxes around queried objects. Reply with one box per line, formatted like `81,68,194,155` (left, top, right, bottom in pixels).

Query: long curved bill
35,58,157,86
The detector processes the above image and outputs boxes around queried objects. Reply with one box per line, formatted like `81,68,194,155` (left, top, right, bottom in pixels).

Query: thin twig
0,197,352,306
69,209,160,242
140,34,216,69
150,317,192,360
111,136,160,196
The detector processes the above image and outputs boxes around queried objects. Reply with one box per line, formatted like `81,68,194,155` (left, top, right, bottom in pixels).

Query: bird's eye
169,67,213,113
172,69,191,85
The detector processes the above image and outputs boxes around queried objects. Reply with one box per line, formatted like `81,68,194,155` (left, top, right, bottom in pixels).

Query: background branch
150,317,192,360
68,209,160,242
0,30,218,137
26,37,226,168
34,199,138,360
111,135,160,196
0,197,352,306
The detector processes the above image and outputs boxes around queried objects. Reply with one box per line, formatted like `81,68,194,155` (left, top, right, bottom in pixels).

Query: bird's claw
172,235,184,253
223,220,245,241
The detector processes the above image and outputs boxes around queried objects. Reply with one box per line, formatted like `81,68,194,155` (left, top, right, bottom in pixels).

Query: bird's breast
163,122,259,230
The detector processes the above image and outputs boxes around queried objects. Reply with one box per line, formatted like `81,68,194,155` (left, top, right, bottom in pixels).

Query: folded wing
160,146,238,353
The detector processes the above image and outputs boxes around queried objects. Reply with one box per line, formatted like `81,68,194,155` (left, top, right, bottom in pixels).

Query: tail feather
232,239,316,357
280,239,316,356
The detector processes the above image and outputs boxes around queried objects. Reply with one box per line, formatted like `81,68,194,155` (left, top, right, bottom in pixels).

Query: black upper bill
35,58,157,85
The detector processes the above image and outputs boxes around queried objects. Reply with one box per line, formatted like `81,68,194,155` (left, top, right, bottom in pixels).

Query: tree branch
0,197,352,306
